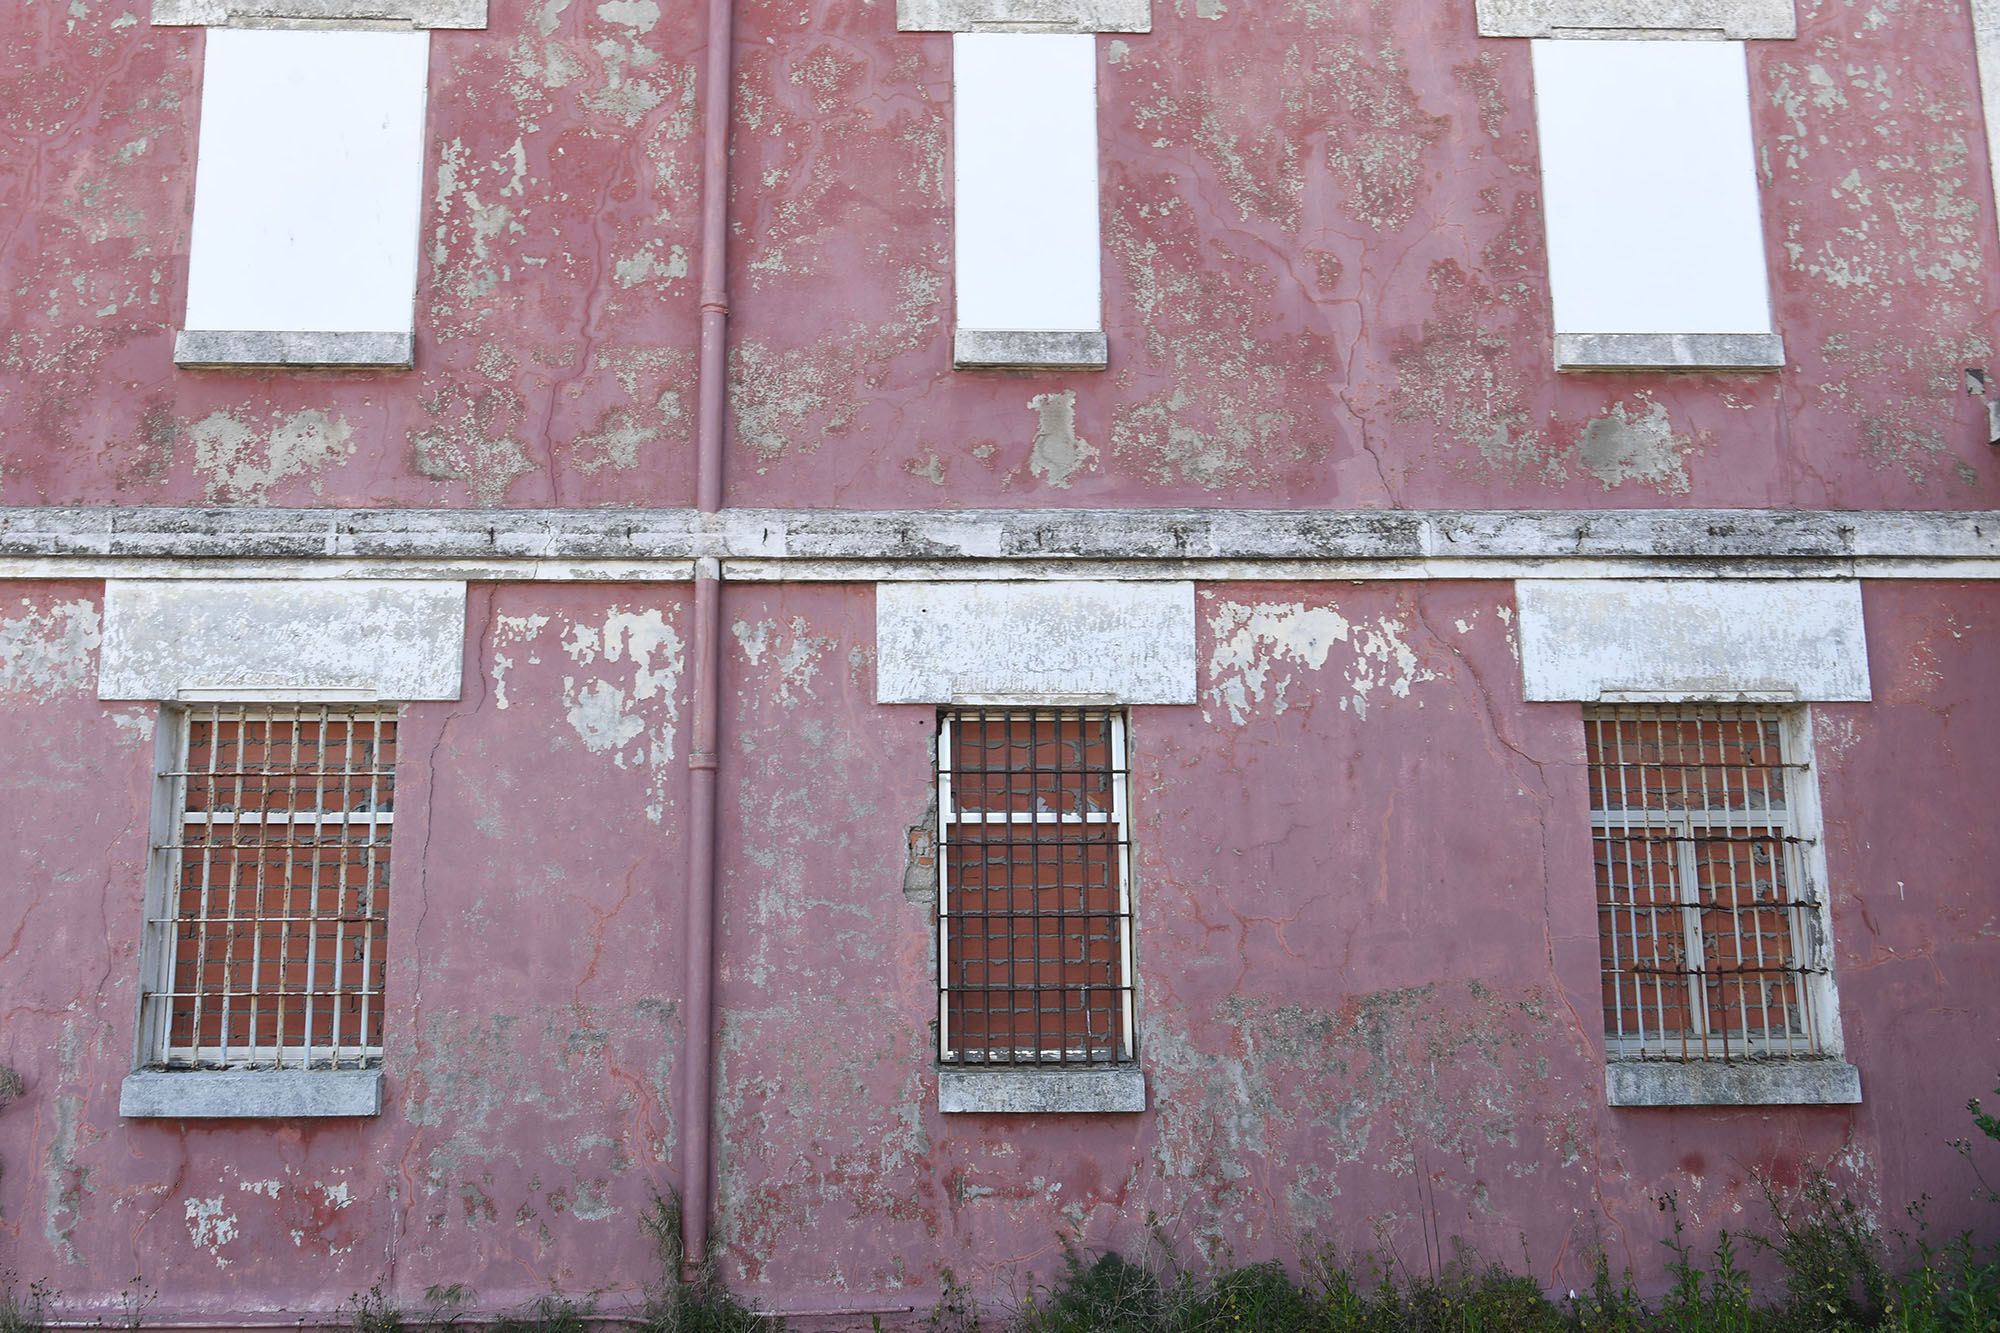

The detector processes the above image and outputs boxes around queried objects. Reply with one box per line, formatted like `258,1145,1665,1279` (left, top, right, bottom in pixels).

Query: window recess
1530,37,1784,371
1586,706,1859,1107
174,28,430,370
937,710,1135,1071
951,34,1108,371
122,705,397,1118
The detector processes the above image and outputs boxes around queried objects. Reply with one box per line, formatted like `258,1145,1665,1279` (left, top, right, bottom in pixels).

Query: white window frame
122,703,398,1119
1586,706,1861,1107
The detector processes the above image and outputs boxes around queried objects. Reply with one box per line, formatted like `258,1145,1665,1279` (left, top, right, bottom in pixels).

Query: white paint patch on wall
954,33,1102,333
0,598,100,701
1515,579,1870,701
98,581,466,701
491,613,551,711
183,1196,239,1266
1203,600,1438,725
558,608,685,824
876,581,1196,703
184,30,430,337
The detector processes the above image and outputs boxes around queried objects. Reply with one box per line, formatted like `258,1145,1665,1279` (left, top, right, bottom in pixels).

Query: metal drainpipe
681,0,735,1277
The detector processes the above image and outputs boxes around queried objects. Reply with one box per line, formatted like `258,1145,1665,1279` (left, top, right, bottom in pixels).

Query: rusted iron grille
1587,706,1826,1061
142,706,395,1069
937,710,1135,1066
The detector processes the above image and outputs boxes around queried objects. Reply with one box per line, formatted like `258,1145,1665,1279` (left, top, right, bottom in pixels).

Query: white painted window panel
1533,39,1773,336
953,33,1102,334
184,30,430,337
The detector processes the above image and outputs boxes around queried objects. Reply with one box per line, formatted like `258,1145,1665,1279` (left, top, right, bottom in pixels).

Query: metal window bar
1586,705,1825,1062
141,705,396,1070
936,709,1136,1067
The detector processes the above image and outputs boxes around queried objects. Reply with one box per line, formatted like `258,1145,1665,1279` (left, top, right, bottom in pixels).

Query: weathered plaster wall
707,580,2000,1314
4,0,1998,509
0,576,1995,1312
0,583,693,1312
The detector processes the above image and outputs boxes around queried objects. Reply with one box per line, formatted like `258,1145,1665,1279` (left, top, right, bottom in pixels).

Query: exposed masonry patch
0,599,100,702
1203,599,1439,725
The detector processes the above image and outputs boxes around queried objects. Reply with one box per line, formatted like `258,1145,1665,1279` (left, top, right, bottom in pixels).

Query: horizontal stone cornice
0,506,1992,581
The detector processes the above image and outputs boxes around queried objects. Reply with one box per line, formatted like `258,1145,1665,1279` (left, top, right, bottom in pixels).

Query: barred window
1587,706,1832,1061
937,709,1135,1066
138,705,396,1070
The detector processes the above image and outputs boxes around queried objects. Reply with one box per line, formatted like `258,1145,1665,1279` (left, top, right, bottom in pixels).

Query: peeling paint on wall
1203,599,1437,724
0,598,99,702
187,409,355,504
558,607,685,823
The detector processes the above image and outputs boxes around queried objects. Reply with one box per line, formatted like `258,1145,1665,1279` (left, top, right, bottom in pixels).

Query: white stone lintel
100,579,466,701
1515,579,1870,702
876,580,1196,704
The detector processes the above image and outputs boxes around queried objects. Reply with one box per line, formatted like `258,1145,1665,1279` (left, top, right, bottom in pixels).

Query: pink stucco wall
3,578,1994,1317
2,0,1997,510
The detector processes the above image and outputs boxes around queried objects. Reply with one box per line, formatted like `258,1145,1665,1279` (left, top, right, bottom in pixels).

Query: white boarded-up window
1533,39,1779,368
953,34,1105,367
179,29,430,368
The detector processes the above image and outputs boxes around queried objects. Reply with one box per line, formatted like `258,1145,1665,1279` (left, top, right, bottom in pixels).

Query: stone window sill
939,1066,1146,1113
153,0,485,26
1606,1059,1860,1107
955,330,1108,371
121,1069,384,1118
1555,332,1785,372
175,331,415,370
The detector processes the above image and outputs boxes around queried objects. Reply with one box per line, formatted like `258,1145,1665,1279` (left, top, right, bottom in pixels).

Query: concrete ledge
1555,332,1785,371
153,0,485,24
121,1069,384,1118
174,330,415,369
955,329,1108,370
1476,0,1793,38
939,1066,1145,1113
900,0,1147,29
1606,1060,1861,1107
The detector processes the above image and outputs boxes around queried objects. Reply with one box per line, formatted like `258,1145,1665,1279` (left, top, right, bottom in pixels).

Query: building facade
1,0,1999,1323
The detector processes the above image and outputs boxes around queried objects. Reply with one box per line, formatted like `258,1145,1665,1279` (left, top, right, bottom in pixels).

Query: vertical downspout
682,0,734,1277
